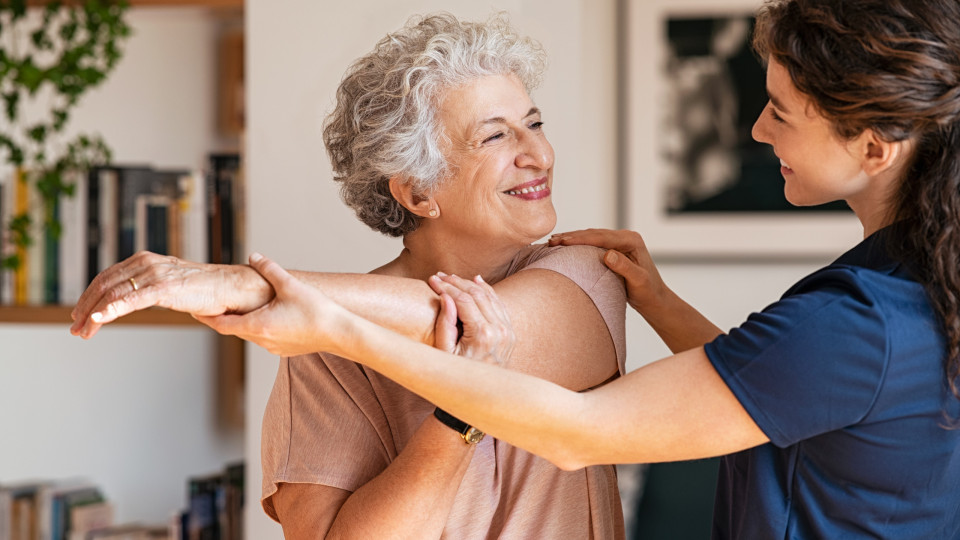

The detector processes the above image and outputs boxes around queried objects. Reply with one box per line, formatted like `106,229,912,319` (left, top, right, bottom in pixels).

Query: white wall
0,8,243,525
245,1,839,538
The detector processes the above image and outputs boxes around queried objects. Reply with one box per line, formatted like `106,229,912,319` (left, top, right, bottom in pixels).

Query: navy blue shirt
705,227,960,539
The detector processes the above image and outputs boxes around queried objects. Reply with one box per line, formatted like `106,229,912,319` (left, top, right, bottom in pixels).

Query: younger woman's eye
769,107,785,123
529,120,544,130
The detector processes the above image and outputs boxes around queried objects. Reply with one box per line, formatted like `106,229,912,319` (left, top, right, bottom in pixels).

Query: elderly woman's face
433,73,556,246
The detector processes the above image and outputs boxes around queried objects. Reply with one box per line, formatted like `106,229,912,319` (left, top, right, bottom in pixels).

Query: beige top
261,244,628,539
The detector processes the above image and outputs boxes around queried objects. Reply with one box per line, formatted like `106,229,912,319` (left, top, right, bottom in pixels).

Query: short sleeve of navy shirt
705,227,960,539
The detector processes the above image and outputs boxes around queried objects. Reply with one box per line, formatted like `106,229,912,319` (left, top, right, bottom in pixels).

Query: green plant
0,0,130,271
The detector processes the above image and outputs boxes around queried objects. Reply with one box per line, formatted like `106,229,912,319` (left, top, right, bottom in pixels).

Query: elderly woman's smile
431,73,558,245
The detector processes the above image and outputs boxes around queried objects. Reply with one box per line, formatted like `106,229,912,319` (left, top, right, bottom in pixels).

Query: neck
848,168,903,239
378,227,521,283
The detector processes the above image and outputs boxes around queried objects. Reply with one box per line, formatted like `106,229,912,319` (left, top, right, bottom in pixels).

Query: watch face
464,427,485,444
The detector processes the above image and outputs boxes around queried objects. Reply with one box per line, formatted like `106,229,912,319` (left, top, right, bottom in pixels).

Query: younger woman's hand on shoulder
197,253,350,357
549,228,667,315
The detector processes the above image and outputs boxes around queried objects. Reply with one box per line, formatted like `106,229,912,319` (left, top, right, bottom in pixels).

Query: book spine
14,170,28,305
0,177,9,306
43,200,60,305
59,172,87,305
0,489,11,540
98,170,118,275
26,175,45,306
86,169,101,286
178,172,207,263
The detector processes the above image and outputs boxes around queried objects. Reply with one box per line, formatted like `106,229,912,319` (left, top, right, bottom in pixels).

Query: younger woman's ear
388,176,437,218
860,129,909,177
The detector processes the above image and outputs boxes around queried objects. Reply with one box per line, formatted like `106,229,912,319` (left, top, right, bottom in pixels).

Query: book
186,475,219,540
134,194,174,255
206,154,241,264
84,524,168,540
0,480,50,540
66,500,113,540
59,171,88,305
177,171,207,264
14,169,30,305
86,167,122,286
43,198,60,304
25,171,46,306
36,479,97,540
51,486,107,540
0,176,9,305
116,167,172,263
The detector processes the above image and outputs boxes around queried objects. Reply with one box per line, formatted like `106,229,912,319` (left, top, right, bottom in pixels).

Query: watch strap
433,407,484,444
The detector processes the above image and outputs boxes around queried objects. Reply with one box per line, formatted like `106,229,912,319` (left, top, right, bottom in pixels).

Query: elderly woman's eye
484,132,505,143
529,121,544,130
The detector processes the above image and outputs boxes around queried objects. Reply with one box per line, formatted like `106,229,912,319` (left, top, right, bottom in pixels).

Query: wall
245,1,838,538
0,8,243,525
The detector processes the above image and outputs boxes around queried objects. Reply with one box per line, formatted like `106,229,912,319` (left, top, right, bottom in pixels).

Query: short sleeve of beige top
260,244,628,539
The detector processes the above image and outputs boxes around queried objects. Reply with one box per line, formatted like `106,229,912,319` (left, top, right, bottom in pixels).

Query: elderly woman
72,13,627,539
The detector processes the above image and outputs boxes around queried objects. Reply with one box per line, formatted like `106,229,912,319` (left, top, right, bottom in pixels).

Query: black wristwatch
433,407,485,444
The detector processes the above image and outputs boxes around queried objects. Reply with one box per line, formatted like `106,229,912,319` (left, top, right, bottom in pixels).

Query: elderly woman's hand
428,273,516,367
196,253,349,357
549,228,667,315
70,251,273,339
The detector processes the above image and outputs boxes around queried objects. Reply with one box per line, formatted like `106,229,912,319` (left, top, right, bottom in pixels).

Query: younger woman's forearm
639,287,723,353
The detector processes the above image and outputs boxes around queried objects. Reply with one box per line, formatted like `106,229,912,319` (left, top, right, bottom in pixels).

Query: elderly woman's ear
389,176,440,219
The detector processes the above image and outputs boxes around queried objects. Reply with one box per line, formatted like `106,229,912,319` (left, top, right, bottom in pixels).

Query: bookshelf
1,0,245,325
1,9,246,534
26,0,243,6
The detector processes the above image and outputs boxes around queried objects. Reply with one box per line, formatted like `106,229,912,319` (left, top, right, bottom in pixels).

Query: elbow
544,445,591,472
552,457,588,472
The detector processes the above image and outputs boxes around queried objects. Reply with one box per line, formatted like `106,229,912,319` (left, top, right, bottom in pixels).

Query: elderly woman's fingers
433,293,460,353
430,273,515,366
71,251,254,339
70,251,162,334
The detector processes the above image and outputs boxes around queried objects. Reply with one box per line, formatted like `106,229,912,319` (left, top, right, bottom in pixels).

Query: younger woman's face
751,59,873,210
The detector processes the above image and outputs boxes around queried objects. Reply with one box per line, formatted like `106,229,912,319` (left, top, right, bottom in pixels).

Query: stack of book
0,479,114,540
0,153,243,307
171,462,244,540
1,463,243,540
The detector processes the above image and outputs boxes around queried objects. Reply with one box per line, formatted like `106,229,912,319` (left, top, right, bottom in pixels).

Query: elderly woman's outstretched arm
71,249,619,392
206,253,769,468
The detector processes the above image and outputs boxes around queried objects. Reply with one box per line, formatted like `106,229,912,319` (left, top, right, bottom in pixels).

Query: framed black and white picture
623,0,861,259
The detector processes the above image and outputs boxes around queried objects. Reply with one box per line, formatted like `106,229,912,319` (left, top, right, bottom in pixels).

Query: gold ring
129,277,139,291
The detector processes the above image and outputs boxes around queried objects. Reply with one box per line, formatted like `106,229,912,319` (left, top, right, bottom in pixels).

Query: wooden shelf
26,0,243,8
0,305,200,326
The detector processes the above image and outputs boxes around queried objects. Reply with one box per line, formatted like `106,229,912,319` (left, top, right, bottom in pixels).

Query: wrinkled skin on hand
70,251,271,339
428,272,516,368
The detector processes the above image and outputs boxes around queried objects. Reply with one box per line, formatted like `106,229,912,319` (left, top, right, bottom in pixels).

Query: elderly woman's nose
515,133,554,169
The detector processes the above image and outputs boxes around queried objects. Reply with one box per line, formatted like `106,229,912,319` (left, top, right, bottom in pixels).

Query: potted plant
0,0,130,302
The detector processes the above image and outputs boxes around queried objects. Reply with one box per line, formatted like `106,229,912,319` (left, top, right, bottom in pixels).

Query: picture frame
622,0,862,260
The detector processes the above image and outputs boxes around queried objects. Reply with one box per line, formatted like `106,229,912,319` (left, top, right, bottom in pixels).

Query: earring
428,208,438,218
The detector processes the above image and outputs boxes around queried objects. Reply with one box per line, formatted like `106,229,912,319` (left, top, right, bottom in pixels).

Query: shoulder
510,243,619,291
719,265,891,361
706,265,893,444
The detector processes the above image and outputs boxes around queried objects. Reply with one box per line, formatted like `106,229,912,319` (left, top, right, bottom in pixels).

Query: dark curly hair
754,0,960,414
